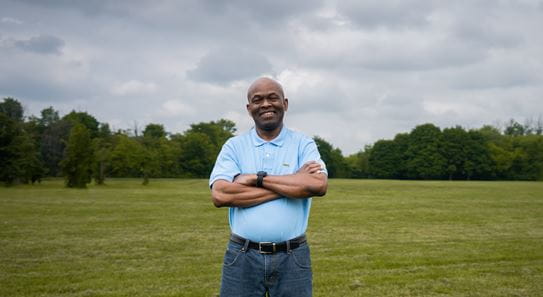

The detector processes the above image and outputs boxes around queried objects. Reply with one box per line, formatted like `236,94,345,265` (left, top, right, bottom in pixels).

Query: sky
1,0,542,154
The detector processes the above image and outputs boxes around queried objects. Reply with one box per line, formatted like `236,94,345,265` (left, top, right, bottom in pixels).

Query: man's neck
255,124,283,141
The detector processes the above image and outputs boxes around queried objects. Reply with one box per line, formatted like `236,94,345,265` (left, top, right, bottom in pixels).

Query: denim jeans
220,239,313,297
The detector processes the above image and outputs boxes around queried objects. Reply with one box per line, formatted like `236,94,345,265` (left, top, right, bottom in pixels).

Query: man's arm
211,179,280,208
235,161,328,199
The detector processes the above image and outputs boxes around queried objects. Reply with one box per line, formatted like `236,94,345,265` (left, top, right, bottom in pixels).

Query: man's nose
260,98,273,107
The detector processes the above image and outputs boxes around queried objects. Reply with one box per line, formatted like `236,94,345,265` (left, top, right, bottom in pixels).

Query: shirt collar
251,126,287,147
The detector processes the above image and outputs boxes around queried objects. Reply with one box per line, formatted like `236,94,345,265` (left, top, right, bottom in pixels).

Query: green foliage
368,139,403,179
187,119,236,147
91,137,112,185
0,111,44,185
62,110,100,137
0,113,22,185
172,119,237,178
39,106,60,128
0,97,24,122
178,132,216,178
14,130,45,184
314,136,347,178
345,148,370,178
406,123,447,179
109,134,145,178
143,123,166,139
61,123,93,188
97,123,112,139
2,97,542,181
442,126,469,180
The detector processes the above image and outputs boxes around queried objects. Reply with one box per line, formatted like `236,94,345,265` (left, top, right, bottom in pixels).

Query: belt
230,233,307,254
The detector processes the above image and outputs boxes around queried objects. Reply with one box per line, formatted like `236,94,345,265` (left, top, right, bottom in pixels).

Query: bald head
247,77,285,101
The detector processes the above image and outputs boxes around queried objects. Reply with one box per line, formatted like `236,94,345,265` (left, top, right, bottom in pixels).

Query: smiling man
209,77,328,296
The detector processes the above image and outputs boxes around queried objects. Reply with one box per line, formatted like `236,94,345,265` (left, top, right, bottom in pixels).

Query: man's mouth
259,111,276,117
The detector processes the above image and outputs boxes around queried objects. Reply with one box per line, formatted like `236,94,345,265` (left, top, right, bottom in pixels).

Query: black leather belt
230,233,307,254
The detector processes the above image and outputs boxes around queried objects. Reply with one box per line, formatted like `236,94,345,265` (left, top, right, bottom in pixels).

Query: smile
259,111,276,117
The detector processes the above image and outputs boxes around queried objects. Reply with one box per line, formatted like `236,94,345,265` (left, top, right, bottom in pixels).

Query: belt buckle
258,242,276,254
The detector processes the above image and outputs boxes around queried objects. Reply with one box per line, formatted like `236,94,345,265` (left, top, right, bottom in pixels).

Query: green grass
1,179,542,296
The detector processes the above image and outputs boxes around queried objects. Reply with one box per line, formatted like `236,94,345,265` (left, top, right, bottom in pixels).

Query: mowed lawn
0,179,542,297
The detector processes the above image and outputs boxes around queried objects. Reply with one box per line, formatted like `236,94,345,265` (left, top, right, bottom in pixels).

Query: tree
91,137,112,185
109,134,145,178
16,130,45,184
368,139,402,179
62,111,100,138
313,136,347,178
0,97,24,122
178,132,216,177
464,130,495,180
143,123,166,139
140,145,160,185
97,123,112,139
187,119,236,149
155,137,182,177
41,119,71,176
0,113,22,185
442,126,469,180
345,147,370,178
61,123,93,188
39,106,60,128
504,119,526,136
405,123,447,179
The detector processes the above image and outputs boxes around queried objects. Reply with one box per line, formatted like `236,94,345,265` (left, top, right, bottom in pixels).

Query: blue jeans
220,239,313,297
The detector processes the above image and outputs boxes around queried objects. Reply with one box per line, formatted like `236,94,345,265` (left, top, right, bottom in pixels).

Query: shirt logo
282,163,290,167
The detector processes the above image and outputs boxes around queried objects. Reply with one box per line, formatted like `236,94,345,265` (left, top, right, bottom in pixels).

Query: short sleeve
209,140,241,188
300,138,328,175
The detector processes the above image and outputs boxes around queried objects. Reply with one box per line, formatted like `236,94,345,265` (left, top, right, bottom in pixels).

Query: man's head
246,77,289,132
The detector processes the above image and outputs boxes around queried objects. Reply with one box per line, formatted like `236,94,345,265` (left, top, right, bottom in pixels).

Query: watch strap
256,171,267,187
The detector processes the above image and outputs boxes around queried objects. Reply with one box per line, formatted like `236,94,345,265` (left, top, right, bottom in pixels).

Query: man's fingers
297,161,323,174
304,163,322,174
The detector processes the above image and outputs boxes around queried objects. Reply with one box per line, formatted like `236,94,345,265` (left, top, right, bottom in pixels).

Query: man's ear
284,98,289,111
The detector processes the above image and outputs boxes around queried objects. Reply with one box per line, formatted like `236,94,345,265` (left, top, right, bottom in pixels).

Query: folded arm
234,161,328,199
211,179,280,208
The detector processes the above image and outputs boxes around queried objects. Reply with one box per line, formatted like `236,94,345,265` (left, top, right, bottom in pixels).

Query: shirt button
266,153,270,158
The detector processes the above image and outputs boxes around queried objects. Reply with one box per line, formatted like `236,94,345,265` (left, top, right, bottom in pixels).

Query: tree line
317,121,543,181
1,97,236,187
1,97,542,187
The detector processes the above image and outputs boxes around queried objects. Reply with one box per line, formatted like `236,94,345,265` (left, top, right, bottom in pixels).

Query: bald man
209,77,328,296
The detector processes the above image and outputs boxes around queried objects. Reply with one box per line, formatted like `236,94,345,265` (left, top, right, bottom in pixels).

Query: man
209,77,328,296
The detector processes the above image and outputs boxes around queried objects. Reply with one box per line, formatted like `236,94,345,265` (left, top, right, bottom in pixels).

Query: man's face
246,80,288,132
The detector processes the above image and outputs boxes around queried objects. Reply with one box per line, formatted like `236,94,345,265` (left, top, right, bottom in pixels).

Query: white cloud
1,17,23,24
1,0,542,154
111,80,158,96
158,100,194,117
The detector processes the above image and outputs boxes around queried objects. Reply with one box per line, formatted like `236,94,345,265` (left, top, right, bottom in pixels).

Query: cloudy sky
1,0,542,154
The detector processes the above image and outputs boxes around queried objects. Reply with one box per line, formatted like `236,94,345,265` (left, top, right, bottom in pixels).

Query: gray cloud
187,47,273,85
13,35,64,55
1,0,542,154
336,0,434,29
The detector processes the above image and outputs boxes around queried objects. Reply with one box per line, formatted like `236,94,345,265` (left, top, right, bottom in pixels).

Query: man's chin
259,121,281,131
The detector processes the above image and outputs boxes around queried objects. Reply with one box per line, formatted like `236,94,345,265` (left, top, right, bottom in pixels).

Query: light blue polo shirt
209,126,327,242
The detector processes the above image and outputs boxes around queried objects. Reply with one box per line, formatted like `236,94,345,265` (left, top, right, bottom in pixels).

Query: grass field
0,179,542,297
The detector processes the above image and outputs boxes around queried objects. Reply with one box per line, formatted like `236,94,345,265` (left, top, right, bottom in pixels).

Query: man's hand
297,161,323,175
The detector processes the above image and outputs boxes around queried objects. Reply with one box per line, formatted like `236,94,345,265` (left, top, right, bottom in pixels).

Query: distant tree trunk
96,161,105,185
142,174,149,185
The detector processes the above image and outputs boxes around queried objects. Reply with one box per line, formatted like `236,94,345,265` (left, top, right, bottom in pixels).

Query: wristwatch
256,171,267,187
